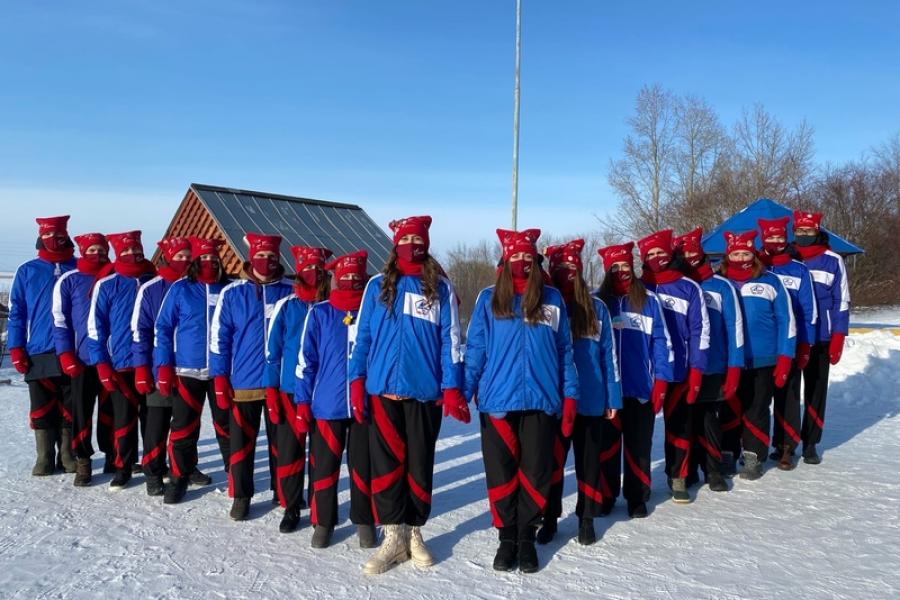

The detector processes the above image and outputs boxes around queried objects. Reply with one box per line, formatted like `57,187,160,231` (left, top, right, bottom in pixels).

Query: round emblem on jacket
540,306,554,323
415,299,431,315
630,315,642,329
750,284,765,295
783,277,794,287
703,292,714,304
664,297,676,308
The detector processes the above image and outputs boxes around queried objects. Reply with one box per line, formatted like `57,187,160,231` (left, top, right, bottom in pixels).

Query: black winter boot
230,497,250,521
706,470,728,492
279,508,301,533
803,444,821,465
627,501,648,519
109,469,132,490
599,497,615,516
146,475,164,496
577,518,596,545
189,468,212,486
32,430,56,476
720,451,737,478
310,525,334,548
163,477,189,504
517,526,539,574
492,526,517,572
536,517,557,545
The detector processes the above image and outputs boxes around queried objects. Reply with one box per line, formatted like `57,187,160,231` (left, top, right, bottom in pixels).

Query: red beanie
245,232,282,257
189,236,225,258
36,215,70,236
724,230,758,255
637,229,674,260
497,228,541,261
758,216,790,239
157,237,192,263
107,231,144,257
674,227,704,255
544,239,584,272
389,216,432,248
291,246,333,271
73,233,107,256
325,249,369,280
598,242,635,271
793,210,822,230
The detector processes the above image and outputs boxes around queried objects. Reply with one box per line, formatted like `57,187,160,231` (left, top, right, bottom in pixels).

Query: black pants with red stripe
228,400,276,499
28,375,72,430
772,362,803,453
110,371,146,471
689,374,725,477
664,382,693,480
545,415,608,520
70,366,110,459
481,410,556,532
736,367,774,462
369,396,441,526
274,393,307,512
142,405,172,477
801,343,830,449
598,397,654,504
169,377,230,480
310,417,374,528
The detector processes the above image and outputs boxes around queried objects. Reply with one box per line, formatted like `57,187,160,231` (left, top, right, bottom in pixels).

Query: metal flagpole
511,0,522,230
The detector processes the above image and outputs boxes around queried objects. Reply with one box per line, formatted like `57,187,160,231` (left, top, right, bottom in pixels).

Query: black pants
142,405,172,477
598,397,654,504
28,375,72,430
664,382,693,480
801,342,831,449
169,377,230,480
734,367,774,462
369,396,442,526
310,417,374,528
110,371,146,471
689,374,725,477
70,366,108,459
481,410,556,532
772,362,802,453
545,415,608,520
274,393,307,512
228,400,276,499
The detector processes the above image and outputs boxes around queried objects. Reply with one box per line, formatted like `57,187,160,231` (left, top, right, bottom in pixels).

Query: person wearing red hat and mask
87,230,158,490
757,217,818,470
210,233,293,520
637,229,709,504
264,245,332,533
52,232,116,485
9,216,78,476
153,237,232,505
464,228,579,573
596,242,674,518
718,230,796,480
296,250,377,550
791,211,851,465
348,216,465,575
673,228,744,491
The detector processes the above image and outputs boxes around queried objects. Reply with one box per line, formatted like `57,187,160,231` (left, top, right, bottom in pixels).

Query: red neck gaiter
39,247,75,263
760,251,791,267
686,262,714,283
115,259,156,278
329,289,364,312
294,283,319,304
158,265,184,283
641,268,682,285
726,265,754,282
396,258,423,276
512,277,528,295
795,244,828,261
76,257,108,276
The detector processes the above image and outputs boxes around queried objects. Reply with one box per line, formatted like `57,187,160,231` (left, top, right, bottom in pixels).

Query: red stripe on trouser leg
666,431,691,451
665,431,691,478
697,435,722,462
517,470,547,512
551,435,565,484
38,379,58,392
805,404,824,430
113,417,138,469
352,469,371,497
742,415,770,447
370,465,404,495
774,407,802,444
490,417,520,462
59,403,73,423
577,480,605,504
30,399,59,424
177,380,203,413
73,424,91,448
167,416,200,478
311,470,341,526
276,458,305,507
407,473,432,506
598,438,622,463
664,384,687,419
371,396,406,461
213,421,228,438
487,477,518,528
724,394,742,420
721,418,741,432
142,441,164,467
316,420,343,457
227,405,258,498
623,445,651,488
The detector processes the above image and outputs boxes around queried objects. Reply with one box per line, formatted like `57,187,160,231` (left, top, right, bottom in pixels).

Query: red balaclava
724,230,758,281
291,245,333,303
758,216,791,265
545,239,584,302
674,227,713,282
792,210,827,260
108,230,154,278
638,229,681,285
389,215,432,274
326,250,369,312
245,233,282,281
497,228,541,294
189,236,225,284
36,215,75,262
74,233,110,275
598,242,635,296
157,237,192,282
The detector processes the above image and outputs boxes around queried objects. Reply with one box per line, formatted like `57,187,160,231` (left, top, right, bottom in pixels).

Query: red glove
796,342,811,371
722,366,741,400
214,376,234,411
96,362,120,393
651,379,667,414
295,402,313,434
9,347,29,374
773,355,792,388
350,378,367,424
829,333,845,365
561,397,577,438
685,368,703,405
134,364,155,395
58,351,84,378
157,365,175,397
266,387,281,424
438,388,471,424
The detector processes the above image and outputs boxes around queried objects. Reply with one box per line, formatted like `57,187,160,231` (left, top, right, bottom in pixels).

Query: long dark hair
492,261,544,322
598,269,647,313
380,248,443,313
567,272,599,339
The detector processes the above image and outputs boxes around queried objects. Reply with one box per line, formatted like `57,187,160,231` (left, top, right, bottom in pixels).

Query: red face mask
643,255,670,273
337,276,364,291
169,258,190,275
396,243,427,263
252,256,280,279
118,251,143,264
83,252,108,265
682,253,704,269
298,267,322,288
509,260,531,279
43,235,68,252
729,256,754,271
553,269,576,294
199,260,220,282
763,241,787,255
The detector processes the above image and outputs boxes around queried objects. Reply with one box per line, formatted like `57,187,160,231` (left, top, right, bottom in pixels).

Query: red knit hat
291,246,333,271
326,249,368,280
73,233,107,256
724,230,758,255
544,239,584,272
389,216,432,248
637,229,674,260
793,210,822,230
673,227,704,255
107,231,144,257
189,236,225,258
497,228,541,262
36,215,70,236
598,242,635,271
245,233,282,257
157,237,192,262
758,216,790,239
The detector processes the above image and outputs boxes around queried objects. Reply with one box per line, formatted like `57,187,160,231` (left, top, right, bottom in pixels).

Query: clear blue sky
1,1,898,270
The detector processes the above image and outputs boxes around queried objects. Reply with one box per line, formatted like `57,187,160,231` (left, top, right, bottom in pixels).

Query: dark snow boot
707,470,728,492
578,518,596,546
163,477,189,504
310,525,334,548
146,475,164,497
103,455,117,474
720,451,737,478
517,527,539,574
803,445,821,465
671,478,691,504
492,527,518,572
32,429,56,476
58,427,76,473
739,451,763,480
599,497,615,516
73,457,92,487
357,524,377,549
279,508,301,533
536,517,557,545
230,497,250,521
109,469,132,490
131,463,142,475
189,468,212,486
777,445,796,471
627,501,648,519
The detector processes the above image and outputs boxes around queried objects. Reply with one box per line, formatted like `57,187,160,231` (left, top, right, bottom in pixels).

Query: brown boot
74,458,92,487
777,445,795,471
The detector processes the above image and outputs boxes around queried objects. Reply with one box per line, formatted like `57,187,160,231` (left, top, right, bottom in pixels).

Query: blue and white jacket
696,274,745,375
801,249,850,343
51,269,99,365
730,273,796,368
463,285,579,415
348,274,463,402
294,302,358,420
766,258,817,346
209,277,293,390
643,275,710,381
604,290,674,401
9,257,76,355
130,275,176,375
154,279,228,378
571,297,623,415
88,271,157,370
265,295,312,391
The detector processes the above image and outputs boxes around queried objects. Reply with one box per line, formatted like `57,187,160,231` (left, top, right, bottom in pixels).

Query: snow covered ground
850,305,900,328
1,330,899,599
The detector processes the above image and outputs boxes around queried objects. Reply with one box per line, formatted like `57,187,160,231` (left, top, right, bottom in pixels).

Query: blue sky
0,1,898,270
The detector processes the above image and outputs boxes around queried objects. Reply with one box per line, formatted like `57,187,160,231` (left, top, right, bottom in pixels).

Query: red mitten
214,376,234,411
561,397,577,438
266,387,281,424
796,342,811,371
134,364,155,395
59,351,84,378
685,368,703,405
157,365,175,397
9,347,30,374
773,355,792,388
350,378,367,424
722,366,741,400
829,333,845,365
295,402,313,434
651,379,667,414
96,362,119,393
438,388,471,424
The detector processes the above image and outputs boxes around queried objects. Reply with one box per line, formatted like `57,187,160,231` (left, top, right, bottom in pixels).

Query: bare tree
441,241,498,336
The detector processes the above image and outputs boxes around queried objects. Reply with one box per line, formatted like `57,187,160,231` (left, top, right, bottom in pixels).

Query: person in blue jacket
792,210,851,465
537,239,621,547
596,242,674,519
210,233,293,521
296,250,376,550
465,228,578,574
637,229,709,504
10,215,78,477
87,230,157,490
154,236,232,505
348,215,466,575
674,228,745,491
719,230,796,480
264,244,332,533
52,232,115,485
758,216,818,469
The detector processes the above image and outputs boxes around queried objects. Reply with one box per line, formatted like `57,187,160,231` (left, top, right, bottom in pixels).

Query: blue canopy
701,198,865,256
